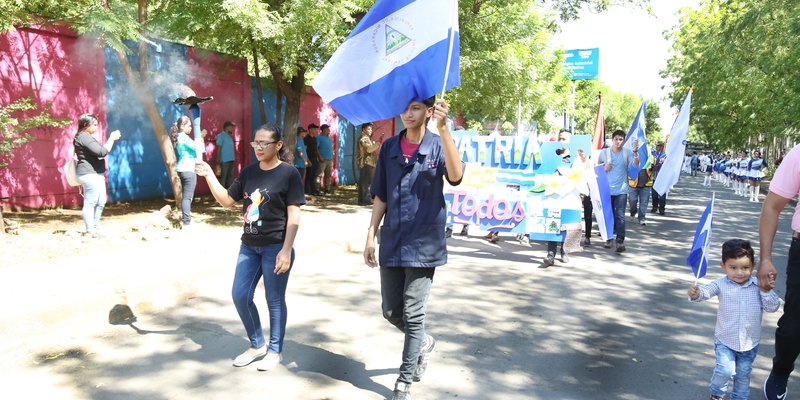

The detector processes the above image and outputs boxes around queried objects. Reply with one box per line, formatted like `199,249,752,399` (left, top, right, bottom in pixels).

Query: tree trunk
116,51,182,207
251,38,267,125
268,62,306,163
103,0,182,207
276,86,283,129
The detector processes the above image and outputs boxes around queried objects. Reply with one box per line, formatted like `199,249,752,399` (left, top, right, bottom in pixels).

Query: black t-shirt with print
227,162,305,246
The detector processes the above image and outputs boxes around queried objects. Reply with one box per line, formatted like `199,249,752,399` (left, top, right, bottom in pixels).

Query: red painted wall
186,48,252,193
0,26,105,209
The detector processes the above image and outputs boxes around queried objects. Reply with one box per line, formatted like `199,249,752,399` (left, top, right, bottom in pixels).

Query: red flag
592,93,605,150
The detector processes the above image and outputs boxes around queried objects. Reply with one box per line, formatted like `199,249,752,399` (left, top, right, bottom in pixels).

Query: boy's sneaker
392,381,412,400
604,240,613,249
560,250,569,263
445,227,453,238
459,225,469,236
413,334,436,382
764,372,789,400
615,243,626,253
582,237,591,246
709,395,724,400
541,254,555,268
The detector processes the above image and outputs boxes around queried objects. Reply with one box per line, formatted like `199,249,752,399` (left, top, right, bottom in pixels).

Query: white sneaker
256,352,283,371
233,346,266,367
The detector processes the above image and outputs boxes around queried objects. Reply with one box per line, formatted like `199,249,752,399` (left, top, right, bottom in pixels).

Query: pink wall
0,26,105,209
186,48,252,193
300,88,341,185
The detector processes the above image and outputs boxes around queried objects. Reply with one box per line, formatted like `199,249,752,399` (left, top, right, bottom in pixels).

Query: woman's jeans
709,339,758,399
178,171,196,226
380,266,435,384
232,243,293,352
78,173,107,234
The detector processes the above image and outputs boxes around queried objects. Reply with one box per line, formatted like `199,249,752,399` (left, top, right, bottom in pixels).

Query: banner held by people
312,0,460,125
687,193,715,281
653,90,692,195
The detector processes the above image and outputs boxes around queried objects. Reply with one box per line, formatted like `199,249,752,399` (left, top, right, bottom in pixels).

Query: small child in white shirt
689,239,781,400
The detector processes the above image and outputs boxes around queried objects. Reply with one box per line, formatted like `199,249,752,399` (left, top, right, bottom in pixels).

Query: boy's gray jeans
380,266,435,384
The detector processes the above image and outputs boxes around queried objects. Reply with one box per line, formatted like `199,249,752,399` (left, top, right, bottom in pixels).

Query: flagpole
440,0,458,99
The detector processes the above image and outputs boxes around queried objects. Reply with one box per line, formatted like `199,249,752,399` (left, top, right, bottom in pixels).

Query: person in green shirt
169,115,206,227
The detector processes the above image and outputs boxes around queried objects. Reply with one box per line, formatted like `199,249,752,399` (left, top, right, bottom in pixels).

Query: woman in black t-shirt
196,124,304,372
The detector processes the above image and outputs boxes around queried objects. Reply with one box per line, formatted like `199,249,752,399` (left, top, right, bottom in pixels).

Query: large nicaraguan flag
587,165,615,242
653,91,692,196
312,0,461,125
687,194,715,280
623,102,648,179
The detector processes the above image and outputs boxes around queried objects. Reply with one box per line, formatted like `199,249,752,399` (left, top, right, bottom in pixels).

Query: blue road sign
563,48,599,80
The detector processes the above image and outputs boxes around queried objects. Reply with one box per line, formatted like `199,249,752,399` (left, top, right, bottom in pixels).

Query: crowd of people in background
70,106,798,400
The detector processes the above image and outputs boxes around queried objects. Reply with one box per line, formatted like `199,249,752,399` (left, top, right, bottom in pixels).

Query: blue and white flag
687,193,714,280
587,165,615,241
653,91,692,195
312,0,461,125
624,102,648,179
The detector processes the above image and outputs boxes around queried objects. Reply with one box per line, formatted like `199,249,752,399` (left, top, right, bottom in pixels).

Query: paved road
0,174,795,399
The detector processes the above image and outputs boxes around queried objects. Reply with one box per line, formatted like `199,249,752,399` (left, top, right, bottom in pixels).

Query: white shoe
233,346,266,367
256,352,282,371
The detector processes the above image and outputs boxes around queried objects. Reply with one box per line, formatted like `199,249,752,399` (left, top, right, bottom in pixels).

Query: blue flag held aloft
312,0,461,125
623,102,648,179
687,194,715,280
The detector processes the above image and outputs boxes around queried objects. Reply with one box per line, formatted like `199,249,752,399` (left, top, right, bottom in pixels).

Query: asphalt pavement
0,174,795,400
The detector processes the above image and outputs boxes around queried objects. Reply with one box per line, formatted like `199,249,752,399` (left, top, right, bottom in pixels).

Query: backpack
63,157,80,186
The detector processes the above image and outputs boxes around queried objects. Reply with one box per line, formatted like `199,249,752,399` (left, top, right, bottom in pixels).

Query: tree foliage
570,80,660,142
662,0,800,153
545,0,651,21
448,1,567,131
1,0,656,159
0,97,70,167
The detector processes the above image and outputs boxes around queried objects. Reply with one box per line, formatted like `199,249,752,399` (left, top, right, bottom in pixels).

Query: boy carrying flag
688,239,781,400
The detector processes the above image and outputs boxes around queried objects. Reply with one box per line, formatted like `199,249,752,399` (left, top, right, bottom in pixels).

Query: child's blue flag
687,194,715,279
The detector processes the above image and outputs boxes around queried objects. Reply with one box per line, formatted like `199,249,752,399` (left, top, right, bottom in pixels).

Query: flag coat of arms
313,0,461,125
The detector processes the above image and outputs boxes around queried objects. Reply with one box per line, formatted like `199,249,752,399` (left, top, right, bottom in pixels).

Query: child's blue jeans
709,339,759,399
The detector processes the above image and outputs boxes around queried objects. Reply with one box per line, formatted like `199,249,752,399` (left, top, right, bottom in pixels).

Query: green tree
662,0,800,158
0,96,70,233
570,80,660,142
0,97,70,167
